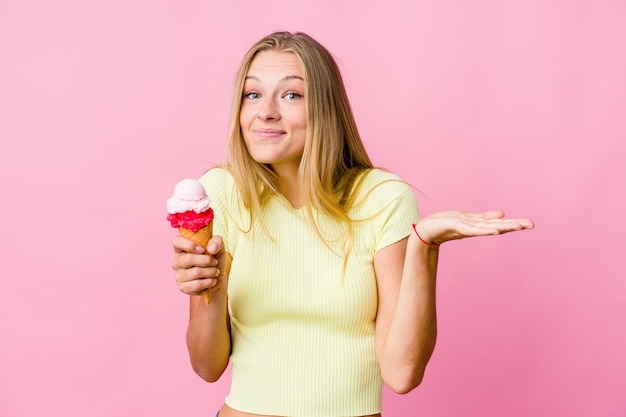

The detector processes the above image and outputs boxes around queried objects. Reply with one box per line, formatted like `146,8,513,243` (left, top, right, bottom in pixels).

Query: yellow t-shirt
199,168,420,417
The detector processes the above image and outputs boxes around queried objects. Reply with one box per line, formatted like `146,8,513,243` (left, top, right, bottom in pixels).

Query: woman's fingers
172,235,206,254
470,210,506,220
459,217,533,235
171,235,223,295
172,251,216,269
178,275,219,295
480,217,534,231
173,262,221,295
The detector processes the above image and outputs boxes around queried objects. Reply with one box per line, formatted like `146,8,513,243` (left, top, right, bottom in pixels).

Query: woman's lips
254,128,285,139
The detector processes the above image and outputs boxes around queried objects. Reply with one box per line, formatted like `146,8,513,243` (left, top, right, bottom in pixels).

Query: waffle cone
179,222,213,305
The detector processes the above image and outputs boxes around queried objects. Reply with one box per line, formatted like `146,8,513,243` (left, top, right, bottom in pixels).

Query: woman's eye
284,92,302,100
244,92,260,100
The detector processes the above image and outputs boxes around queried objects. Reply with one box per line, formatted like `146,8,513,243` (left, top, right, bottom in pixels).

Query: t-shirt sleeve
366,172,421,253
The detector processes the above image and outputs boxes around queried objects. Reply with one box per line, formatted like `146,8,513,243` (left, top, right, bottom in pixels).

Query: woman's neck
272,163,302,209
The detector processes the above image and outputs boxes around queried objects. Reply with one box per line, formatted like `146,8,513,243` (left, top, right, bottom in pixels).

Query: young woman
171,31,534,417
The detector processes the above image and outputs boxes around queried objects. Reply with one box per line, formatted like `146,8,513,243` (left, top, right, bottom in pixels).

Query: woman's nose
258,97,280,121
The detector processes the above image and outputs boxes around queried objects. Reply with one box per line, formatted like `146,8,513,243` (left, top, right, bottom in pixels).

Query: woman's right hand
171,235,227,298
174,234,232,382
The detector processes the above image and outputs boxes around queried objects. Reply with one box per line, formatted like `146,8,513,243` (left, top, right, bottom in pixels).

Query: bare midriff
218,403,382,417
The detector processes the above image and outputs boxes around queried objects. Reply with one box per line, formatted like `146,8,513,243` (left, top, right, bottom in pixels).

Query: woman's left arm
374,210,534,394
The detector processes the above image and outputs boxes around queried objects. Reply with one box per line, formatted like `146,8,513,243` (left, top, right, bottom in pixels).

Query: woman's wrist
412,223,441,248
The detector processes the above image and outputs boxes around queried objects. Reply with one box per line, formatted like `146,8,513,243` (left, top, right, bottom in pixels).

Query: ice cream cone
179,221,213,305
167,178,215,306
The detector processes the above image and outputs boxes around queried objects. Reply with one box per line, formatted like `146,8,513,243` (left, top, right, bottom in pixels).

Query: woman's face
240,50,307,175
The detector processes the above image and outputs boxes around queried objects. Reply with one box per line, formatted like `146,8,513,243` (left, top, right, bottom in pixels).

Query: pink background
1,1,624,416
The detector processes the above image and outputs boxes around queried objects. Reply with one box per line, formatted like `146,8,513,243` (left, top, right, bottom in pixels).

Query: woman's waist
218,403,381,417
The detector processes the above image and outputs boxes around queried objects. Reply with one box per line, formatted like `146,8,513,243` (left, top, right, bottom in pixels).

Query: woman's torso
201,168,416,416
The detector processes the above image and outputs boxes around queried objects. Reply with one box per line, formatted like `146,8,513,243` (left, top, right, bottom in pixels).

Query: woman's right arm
171,235,232,382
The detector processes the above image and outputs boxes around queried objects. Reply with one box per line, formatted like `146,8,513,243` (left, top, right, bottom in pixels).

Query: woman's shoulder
361,168,403,181
198,166,237,201
199,166,235,187
346,168,415,212
356,168,412,196
347,168,418,222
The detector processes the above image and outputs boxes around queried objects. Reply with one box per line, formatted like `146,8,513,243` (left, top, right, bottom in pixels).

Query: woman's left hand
414,210,534,246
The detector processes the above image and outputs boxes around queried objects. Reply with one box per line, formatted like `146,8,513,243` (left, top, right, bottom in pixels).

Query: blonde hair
224,31,374,261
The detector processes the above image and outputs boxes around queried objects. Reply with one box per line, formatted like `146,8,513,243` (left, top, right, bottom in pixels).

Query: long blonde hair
225,31,374,259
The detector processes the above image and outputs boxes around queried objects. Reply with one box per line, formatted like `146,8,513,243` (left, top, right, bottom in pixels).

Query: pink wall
1,1,624,416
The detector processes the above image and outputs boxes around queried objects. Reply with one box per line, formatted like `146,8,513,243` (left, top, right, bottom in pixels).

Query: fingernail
195,246,205,253
208,243,218,253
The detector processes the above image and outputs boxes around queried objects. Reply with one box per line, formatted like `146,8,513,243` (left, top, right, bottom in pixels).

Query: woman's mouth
254,129,285,139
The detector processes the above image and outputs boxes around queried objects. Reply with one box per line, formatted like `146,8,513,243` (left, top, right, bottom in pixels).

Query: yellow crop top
199,168,420,416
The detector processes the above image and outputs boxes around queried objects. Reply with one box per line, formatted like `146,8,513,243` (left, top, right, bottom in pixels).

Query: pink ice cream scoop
166,179,214,231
